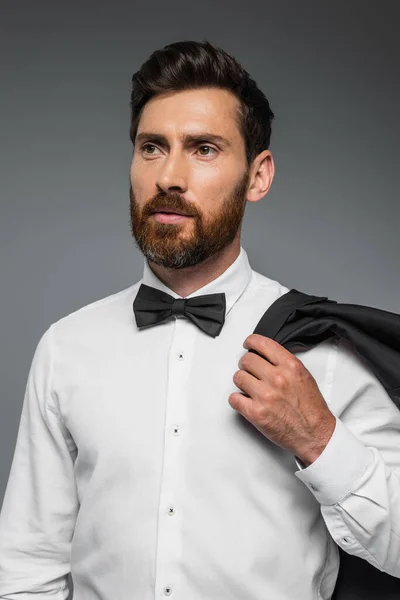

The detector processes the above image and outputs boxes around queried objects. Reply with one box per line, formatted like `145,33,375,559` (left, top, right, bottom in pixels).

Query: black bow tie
133,283,226,338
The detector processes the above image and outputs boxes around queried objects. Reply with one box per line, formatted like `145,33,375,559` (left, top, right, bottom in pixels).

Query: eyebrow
135,131,232,148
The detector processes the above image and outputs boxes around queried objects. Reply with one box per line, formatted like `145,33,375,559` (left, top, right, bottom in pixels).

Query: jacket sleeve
0,325,79,598
294,336,400,578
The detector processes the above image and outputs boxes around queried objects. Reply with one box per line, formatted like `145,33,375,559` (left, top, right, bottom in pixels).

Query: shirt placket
154,316,197,598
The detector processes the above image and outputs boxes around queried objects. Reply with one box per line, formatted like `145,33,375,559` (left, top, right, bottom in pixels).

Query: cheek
129,162,137,187
130,165,149,198
130,154,150,181
191,168,229,205
131,157,145,176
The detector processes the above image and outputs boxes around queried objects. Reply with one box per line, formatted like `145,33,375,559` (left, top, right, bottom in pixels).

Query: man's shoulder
250,268,291,300
49,280,142,339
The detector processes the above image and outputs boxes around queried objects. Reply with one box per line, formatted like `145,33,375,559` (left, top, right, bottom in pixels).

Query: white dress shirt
0,245,399,600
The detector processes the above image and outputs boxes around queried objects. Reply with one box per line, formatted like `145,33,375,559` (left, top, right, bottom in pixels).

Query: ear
246,150,275,203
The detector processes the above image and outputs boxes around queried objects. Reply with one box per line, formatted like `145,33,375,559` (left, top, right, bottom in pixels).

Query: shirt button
177,352,185,360
163,586,172,595
167,507,176,516
342,537,350,544
173,425,180,435
309,483,318,491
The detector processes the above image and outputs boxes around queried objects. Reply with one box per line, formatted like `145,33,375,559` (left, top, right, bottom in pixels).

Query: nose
156,151,188,194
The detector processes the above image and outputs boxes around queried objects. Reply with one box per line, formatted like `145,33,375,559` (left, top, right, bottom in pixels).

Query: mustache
142,192,198,217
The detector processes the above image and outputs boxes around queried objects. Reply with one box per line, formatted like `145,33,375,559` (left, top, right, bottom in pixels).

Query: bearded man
0,40,399,600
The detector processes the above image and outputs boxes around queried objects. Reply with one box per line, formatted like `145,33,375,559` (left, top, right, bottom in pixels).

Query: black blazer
251,289,400,598
252,289,400,408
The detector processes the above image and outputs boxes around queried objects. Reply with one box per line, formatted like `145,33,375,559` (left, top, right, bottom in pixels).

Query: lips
152,212,192,224
152,210,191,216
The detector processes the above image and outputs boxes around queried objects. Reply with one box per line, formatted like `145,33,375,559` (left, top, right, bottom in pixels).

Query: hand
229,334,336,466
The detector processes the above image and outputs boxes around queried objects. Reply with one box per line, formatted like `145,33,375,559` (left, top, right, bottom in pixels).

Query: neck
147,240,241,298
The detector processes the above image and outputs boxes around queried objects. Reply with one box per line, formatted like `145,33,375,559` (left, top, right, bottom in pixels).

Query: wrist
296,413,336,467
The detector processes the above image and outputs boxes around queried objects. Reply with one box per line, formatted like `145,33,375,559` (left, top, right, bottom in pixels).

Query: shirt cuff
294,416,373,505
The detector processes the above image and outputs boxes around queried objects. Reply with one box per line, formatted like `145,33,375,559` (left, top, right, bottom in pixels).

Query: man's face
129,87,251,269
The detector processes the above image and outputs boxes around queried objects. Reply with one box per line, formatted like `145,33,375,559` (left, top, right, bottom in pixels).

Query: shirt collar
140,245,253,316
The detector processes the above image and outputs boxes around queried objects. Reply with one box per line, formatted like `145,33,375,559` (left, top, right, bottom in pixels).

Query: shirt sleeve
0,324,79,598
294,336,400,579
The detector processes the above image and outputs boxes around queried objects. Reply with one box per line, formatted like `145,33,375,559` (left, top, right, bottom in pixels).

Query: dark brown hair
129,40,275,167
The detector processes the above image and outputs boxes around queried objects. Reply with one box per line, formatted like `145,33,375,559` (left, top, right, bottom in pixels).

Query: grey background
0,1,399,597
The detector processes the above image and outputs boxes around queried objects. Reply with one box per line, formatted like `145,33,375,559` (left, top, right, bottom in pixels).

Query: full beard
129,170,250,270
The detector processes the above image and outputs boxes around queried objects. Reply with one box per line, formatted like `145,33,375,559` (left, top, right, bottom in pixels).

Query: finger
243,334,291,366
233,368,260,399
228,391,251,416
240,351,275,381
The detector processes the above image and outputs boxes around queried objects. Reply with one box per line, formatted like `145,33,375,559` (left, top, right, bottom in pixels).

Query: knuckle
261,388,274,404
233,369,243,384
253,403,266,421
239,353,251,369
244,335,254,348
228,393,237,408
287,357,301,373
272,373,286,389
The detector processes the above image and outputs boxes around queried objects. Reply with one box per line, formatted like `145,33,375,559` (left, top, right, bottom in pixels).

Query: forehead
137,87,242,141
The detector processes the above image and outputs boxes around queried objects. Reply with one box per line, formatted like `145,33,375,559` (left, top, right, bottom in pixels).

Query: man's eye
198,145,216,156
141,144,158,154
140,144,216,156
